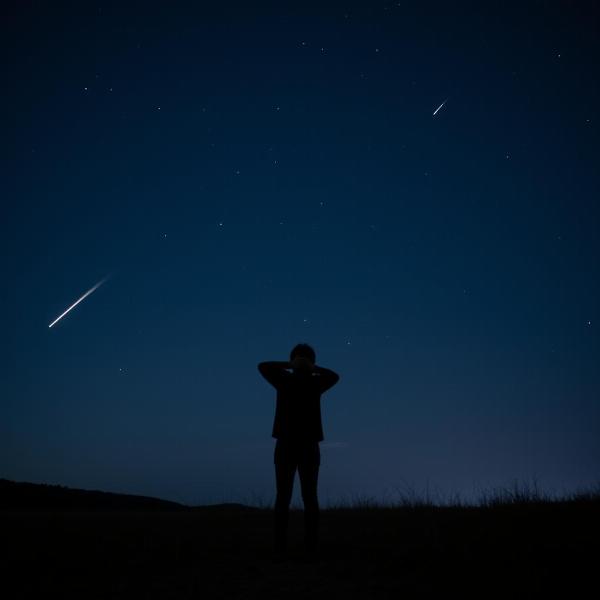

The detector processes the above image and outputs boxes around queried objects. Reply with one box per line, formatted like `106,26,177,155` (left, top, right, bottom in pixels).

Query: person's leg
274,441,296,553
298,442,320,552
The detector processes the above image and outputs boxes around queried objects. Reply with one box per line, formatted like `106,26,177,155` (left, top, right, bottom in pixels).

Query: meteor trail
48,276,109,328
433,99,447,116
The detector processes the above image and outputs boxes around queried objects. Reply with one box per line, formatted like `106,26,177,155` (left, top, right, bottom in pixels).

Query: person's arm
313,365,340,393
257,361,291,389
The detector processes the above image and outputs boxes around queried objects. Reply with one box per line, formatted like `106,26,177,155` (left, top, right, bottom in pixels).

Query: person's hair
290,343,316,364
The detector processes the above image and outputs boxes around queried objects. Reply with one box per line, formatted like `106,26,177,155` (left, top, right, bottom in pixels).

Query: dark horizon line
2,477,599,512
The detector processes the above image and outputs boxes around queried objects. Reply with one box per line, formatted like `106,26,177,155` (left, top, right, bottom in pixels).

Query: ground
3,499,597,598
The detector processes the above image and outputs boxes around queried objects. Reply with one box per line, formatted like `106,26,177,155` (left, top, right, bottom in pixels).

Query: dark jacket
258,362,340,442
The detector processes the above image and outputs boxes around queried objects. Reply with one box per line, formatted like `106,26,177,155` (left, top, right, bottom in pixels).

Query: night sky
3,1,599,508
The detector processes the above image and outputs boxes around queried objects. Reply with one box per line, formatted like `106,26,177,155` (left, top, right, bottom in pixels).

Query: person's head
290,342,316,371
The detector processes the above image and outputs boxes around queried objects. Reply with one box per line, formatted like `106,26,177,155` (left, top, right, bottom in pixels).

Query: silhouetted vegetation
2,478,598,598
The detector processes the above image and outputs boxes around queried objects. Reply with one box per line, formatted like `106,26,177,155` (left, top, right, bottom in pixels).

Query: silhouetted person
258,343,340,560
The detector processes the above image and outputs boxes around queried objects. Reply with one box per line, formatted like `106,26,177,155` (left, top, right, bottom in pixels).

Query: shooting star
48,275,109,328
433,99,447,117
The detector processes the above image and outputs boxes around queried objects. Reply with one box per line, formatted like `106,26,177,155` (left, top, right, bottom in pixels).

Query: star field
2,1,599,506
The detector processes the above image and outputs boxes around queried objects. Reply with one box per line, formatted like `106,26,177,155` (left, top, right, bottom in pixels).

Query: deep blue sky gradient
2,1,599,506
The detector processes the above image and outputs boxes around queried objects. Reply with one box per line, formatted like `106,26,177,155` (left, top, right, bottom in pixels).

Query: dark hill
0,478,186,511
0,478,267,512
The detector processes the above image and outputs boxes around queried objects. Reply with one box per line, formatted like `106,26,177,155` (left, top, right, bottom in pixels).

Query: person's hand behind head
291,356,314,372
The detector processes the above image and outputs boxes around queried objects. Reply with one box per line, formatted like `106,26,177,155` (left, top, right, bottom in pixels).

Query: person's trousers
273,438,320,551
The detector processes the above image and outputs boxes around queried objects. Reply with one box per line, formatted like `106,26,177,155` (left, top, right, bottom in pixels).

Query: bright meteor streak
48,276,109,328
433,99,447,116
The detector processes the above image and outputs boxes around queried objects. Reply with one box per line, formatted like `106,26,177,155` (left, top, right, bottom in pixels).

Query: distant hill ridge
0,479,259,511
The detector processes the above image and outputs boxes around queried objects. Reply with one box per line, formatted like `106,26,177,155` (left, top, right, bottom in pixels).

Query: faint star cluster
6,0,599,506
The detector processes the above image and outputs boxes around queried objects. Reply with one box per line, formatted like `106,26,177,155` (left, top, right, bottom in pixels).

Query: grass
3,481,598,599
240,479,600,511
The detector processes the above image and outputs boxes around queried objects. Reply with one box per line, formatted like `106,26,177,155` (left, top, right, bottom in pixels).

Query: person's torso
272,372,324,441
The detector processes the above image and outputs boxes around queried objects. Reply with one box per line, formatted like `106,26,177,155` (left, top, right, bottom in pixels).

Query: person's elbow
258,362,276,380
257,362,268,376
322,372,340,392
